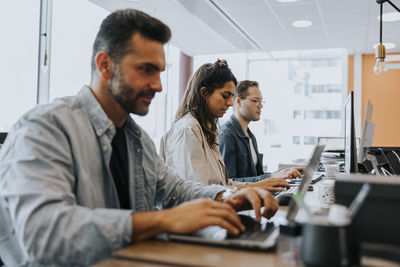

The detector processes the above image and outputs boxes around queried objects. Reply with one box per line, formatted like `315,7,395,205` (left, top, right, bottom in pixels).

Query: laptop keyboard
287,173,323,185
227,215,275,241
272,173,324,197
284,186,298,194
272,186,298,197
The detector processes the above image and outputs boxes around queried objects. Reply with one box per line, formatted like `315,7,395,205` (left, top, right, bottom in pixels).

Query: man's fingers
272,182,290,188
292,167,304,178
209,199,236,212
267,187,285,192
293,169,302,177
266,178,290,188
206,207,245,232
250,188,278,219
243,190,262,222
262,193,279,219
207,217,241,235
193,200,246,233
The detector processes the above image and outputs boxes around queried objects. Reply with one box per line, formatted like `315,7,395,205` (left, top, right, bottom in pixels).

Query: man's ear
95,51,113,80
235,96,242,107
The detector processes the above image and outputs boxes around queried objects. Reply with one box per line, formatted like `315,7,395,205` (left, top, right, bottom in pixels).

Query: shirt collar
229,114,255,140
124,116,142,139
229,115,247,139
76,86,144,141
77,86,115,137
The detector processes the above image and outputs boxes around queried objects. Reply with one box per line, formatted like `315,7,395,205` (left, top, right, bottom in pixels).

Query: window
0,0,40,131
293,110,301,119
248,55,346,169
49,0,182,150
194,49,347,171
293,136,300,145
304,136,318,145
303,110,341,119
49,0,109,100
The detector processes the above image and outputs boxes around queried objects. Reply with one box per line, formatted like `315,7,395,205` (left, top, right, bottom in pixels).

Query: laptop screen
286,145,325,221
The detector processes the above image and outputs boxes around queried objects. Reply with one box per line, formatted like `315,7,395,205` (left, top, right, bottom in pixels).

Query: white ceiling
90,0,400,56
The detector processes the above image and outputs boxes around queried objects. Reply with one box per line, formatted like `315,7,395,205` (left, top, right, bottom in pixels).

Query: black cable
380,3,383,43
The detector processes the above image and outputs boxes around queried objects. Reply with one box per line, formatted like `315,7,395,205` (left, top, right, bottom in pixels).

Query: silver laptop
285,145,325,221
168,145,325,250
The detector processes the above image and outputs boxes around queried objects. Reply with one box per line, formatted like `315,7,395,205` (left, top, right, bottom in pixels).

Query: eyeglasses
245,98,265,106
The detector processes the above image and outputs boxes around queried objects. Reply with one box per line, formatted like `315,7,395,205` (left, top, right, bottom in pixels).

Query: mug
301,222,356,267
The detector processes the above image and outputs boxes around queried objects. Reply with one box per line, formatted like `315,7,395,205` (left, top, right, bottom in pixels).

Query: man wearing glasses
219,80,302,180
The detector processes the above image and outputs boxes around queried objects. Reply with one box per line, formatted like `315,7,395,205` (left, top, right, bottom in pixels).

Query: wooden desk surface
94,185,321,267
94,208,301,267
95,239,298,267
94,257,166,267
94,184,400,267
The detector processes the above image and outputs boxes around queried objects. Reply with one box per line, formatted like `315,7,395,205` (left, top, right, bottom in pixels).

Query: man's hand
223,187,279,222
158,199,245,236
271,167,304,179
250,177,290,191
131,188,279,241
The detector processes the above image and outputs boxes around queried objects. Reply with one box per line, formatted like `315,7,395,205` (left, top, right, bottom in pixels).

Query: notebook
168,145,325,250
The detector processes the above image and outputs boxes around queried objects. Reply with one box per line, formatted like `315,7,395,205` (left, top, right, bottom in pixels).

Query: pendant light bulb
374,42,388,75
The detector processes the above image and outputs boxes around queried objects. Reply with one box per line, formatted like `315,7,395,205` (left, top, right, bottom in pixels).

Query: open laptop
168,145,325,251
275,145,325,198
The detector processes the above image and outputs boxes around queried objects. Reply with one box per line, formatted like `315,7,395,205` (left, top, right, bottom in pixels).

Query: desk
95,239,297,267
94,208,301,267
94,239,400,267
94,182,400,267
94,190,313,267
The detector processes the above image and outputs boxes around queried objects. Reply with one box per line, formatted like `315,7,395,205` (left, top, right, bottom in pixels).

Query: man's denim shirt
219,115,269,179
0,86,225,266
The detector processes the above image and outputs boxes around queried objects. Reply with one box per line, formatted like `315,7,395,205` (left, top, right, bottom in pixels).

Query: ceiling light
378,12,400,22
277,0,300,2
374,0,400,75
373,42,396,49
292,20,312,28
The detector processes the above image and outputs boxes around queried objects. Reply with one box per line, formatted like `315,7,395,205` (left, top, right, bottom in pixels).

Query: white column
36,0,53,104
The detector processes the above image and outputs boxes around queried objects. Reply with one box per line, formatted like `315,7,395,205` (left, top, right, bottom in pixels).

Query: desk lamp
374,0,400,75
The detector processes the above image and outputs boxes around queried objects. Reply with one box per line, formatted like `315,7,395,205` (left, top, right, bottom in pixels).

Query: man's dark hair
91,9,171,72
176,59,237,148
234,80,259,99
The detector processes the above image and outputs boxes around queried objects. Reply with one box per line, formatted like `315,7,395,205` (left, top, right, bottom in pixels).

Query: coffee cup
318,179,335,209
301,221,356,267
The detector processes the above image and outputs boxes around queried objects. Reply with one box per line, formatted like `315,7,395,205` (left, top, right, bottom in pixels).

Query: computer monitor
335,174,400,260
344,91,358,173
0,132,7,144
0,132,7,150
358,100,375,163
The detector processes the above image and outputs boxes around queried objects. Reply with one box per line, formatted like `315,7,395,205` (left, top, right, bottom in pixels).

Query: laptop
168,145,325,251
275,145,325,198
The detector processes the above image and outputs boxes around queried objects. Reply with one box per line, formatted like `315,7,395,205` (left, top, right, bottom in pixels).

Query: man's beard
108,68,155,116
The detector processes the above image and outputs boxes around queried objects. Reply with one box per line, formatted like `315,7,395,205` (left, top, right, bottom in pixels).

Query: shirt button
97,129,103,135
103,145,108,151
137,148,141,153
